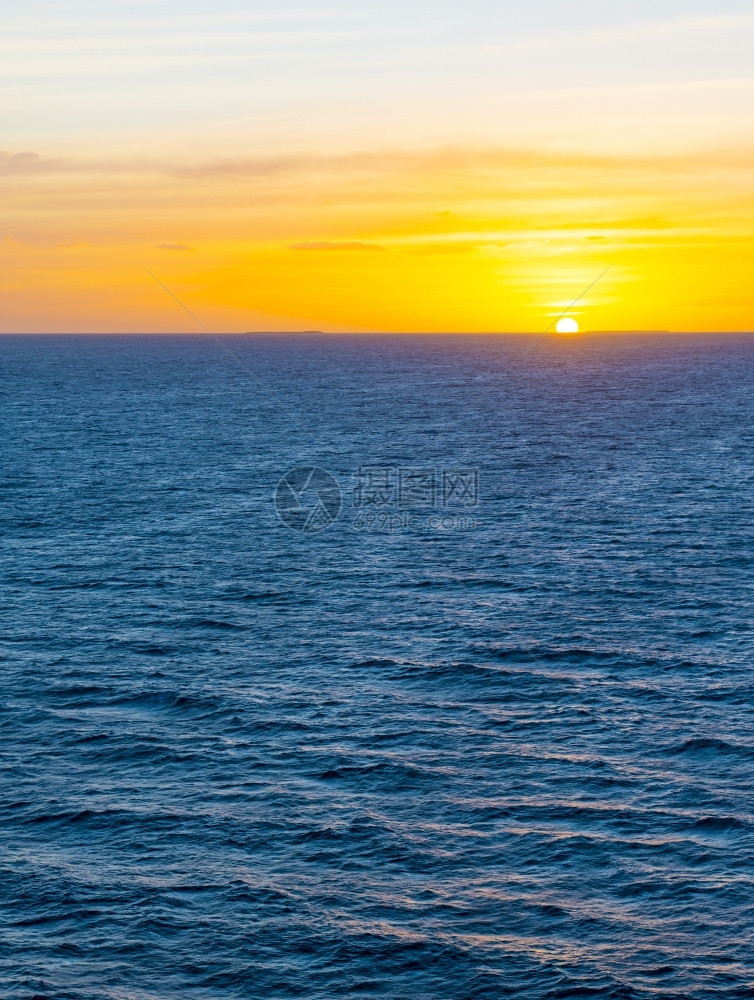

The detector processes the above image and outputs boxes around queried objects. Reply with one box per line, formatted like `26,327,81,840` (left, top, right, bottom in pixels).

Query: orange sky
3,3,754,332
3,145,753,332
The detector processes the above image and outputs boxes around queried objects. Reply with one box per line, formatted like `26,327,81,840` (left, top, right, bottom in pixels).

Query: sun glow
3,145,754,333
556,318,580,334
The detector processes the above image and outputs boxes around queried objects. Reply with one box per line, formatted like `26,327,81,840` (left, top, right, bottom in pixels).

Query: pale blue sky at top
3,0,754,153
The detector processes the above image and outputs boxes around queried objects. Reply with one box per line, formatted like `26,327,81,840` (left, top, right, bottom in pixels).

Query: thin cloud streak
3,144,754,180
482,11,754,55
288,242,385,251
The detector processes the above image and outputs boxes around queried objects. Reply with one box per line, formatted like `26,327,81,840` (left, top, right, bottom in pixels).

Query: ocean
1,333,752,999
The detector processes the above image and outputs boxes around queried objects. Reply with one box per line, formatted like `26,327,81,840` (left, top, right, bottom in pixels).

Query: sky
2,0,754,332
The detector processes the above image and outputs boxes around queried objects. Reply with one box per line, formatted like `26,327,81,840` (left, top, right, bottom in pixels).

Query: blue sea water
1,332,753,999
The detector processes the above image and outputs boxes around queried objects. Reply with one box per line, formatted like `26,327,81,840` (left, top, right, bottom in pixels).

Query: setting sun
556,318,580,334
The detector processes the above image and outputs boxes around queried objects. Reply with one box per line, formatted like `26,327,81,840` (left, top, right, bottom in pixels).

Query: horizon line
2,329,754,337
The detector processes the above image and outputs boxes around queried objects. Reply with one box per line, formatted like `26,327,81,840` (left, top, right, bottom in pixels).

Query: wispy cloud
482,12,754,55
157,243,195,252
288,241,385,252
0,151,68,175
5,144,754,182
